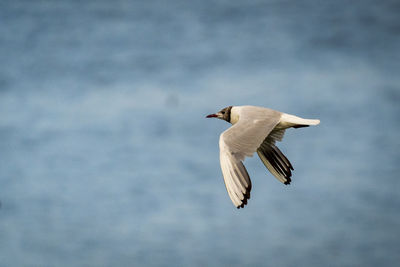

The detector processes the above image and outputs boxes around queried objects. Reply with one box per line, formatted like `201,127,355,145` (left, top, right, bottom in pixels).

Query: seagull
206,105,320,209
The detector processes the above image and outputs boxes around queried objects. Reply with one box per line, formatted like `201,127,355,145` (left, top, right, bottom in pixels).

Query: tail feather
280,113,320,128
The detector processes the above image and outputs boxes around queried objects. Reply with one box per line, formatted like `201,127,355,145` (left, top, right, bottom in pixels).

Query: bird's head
206,106,232,123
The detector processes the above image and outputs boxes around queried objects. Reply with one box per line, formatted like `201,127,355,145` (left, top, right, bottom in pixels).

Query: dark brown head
206,106,232,123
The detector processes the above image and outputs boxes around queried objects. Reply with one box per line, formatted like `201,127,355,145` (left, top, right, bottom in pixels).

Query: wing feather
257,129,294,185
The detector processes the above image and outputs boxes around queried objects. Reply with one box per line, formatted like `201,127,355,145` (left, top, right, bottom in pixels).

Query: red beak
206,113,218,118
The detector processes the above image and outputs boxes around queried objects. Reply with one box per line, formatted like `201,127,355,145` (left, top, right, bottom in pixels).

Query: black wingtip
236,201,248,209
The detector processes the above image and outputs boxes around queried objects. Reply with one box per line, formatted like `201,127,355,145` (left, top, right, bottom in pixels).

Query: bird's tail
279,113,320,128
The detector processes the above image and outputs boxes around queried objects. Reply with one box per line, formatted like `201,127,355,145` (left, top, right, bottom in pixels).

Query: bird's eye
221,111,225,114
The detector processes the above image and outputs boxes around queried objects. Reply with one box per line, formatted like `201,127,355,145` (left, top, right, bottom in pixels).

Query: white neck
230,106,240,124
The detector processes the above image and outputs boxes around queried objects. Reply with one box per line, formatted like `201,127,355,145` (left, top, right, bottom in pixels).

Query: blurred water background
1,0,399,266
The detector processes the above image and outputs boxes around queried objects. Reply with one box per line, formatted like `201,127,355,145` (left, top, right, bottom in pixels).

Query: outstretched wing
219,106,282,208
219,144,252,209
257,128,294,185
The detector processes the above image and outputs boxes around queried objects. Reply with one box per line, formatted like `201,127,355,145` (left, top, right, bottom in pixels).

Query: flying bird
206,105,320,209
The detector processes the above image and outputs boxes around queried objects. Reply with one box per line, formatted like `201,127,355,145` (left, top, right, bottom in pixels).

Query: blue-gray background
1,0,399,266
